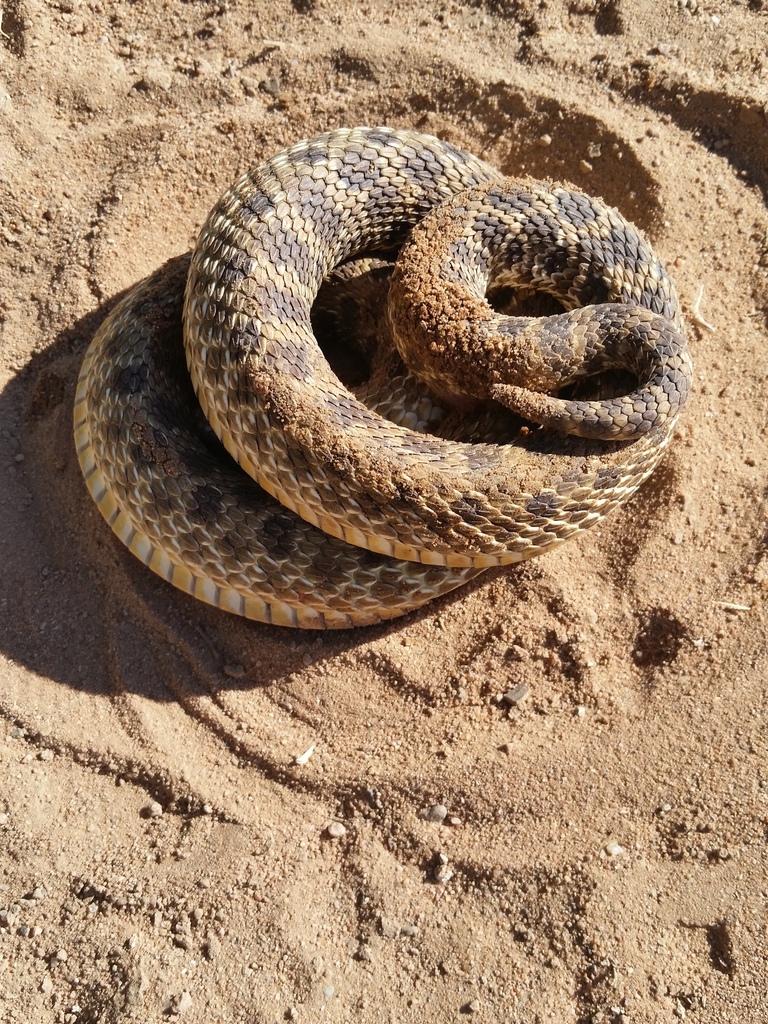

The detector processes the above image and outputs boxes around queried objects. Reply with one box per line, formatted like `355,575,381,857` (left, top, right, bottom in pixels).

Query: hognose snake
74,127,692,628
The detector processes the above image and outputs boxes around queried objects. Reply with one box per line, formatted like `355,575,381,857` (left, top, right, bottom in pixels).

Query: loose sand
1,1,767,1021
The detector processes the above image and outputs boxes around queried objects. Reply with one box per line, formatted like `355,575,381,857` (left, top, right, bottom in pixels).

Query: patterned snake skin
74,127,692,628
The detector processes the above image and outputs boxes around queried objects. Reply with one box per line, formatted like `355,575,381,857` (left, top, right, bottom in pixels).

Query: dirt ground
1,1,768,1021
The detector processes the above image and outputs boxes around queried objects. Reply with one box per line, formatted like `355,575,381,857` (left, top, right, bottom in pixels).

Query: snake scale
74,127,692,629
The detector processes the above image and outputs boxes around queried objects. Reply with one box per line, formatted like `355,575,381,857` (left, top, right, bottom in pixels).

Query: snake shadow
0,288,523,707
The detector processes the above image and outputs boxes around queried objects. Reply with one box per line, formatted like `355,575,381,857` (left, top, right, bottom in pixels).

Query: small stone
146,801,163,818
537,133,552,146
260,76,282,97
580,159,593,173
503,684,530,705
53,948,68,963
326,821,346,839
223,663,245,679
467,1000,481,1012
31,887,47,901
204,934,222,959
138,60,173,92
38,749,54,761
419,804,447,824
322,984,335,998
605,841,624,857
41,976,53,994
202,803,213,815
434,854,453,884
400,924,420,937
240,75,259,97
174,990,193,1014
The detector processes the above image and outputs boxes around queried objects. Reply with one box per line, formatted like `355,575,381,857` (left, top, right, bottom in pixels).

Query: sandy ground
2,1,768,1021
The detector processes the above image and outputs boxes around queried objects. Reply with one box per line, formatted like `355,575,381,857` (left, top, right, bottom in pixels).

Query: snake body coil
74,127,692,628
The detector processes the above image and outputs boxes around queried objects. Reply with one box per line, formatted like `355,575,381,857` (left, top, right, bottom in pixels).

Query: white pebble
326,821,346,839
434,854,453,883
146,801,163,818
605,841,624,857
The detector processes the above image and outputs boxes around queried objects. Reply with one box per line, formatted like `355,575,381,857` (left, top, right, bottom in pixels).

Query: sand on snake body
74,127,692,628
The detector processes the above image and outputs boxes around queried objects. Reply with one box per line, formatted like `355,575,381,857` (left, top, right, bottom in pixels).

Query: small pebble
434,854,453,884
146,801,163,818
419,803,447,824
537,133,552,147
53,948,68,963
223,663,245,679
138,60,173,92
326,821,346,839
204,934,222,959
41,976,53,994
467,1000,481,1013
580,159,593,173
400,924,419,937
322,984,335,998
174,990,193,1014
261,76,282,97
38,749,54,761
503,684,530,705
605,841,624,857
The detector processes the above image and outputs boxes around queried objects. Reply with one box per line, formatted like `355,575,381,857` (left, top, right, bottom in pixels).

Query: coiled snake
74,127,692,629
